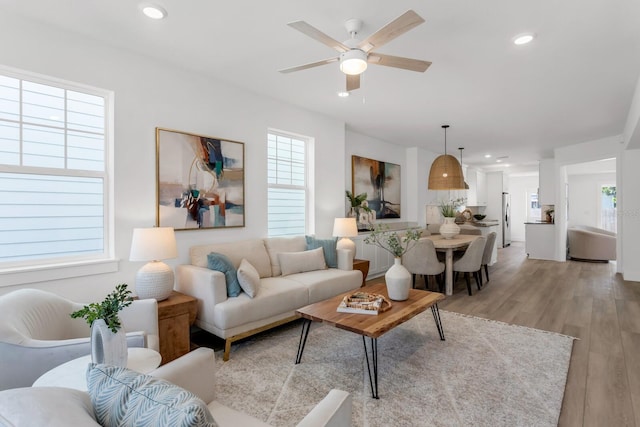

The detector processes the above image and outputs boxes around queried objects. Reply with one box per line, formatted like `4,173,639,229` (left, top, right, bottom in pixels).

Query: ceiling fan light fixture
340,50,368,75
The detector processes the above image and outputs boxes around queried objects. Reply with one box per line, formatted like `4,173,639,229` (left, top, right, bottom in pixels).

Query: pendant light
428,125,465,190
458,147,470,189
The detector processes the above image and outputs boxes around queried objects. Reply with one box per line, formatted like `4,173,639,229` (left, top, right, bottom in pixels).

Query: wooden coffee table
295,283,445,398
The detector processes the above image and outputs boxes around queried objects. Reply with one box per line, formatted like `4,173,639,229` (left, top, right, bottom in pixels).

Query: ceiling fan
279,10,432,92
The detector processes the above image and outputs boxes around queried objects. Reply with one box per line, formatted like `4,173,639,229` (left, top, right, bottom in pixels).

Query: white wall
621,150,640,280
508,174,539,242
567,173,616,228
0,13,348,299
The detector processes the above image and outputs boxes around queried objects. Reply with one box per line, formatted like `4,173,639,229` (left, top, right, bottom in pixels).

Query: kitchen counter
524,221,554,225
525,222,555,260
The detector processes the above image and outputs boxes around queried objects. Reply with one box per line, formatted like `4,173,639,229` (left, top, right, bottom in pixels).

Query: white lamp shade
340,50,368,75
333,218,358,237
130,227,177,261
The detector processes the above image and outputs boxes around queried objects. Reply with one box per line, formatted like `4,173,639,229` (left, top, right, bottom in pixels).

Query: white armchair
0,288,159,391
0,348,352,427
568,225,616,261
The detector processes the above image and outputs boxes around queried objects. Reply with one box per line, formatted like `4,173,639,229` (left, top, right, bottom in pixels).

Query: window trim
0,64,116,286
267,129,314,236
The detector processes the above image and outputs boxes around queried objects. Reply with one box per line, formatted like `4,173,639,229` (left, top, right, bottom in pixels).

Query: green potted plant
345,190,371,221
364,225,422,301
70,283,133,366
545,208,555,223
438,197,466,239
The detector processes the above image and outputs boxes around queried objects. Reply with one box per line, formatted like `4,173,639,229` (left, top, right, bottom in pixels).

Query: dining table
426,234,479,296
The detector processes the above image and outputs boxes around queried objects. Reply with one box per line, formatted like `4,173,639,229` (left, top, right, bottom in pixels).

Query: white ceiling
3,0,639,172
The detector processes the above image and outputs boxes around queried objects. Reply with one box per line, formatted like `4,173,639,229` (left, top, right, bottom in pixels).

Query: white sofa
176,236,363,361
567,225,616,261
0,348,352,427
0,289,159,391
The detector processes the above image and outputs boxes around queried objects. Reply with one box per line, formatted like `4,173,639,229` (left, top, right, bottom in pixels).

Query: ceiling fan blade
346,74,360,92
358,10,425,53
288,21,349,53
368,53,431,72
279,57,339,73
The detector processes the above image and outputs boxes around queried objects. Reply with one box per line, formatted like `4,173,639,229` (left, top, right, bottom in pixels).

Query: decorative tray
337,291,392,315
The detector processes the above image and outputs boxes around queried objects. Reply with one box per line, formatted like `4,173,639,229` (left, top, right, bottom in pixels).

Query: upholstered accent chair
567,225,616,261
453,236,487,295
0,288,159,391
402,237,445,292
481,232,497,282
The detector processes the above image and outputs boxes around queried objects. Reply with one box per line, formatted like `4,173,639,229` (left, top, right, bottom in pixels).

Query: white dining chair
402,237,445,292
481,232,497,283
453,236,487,295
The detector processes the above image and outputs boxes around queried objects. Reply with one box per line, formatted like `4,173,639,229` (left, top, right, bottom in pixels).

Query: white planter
440,217,460,239
91,319,128,367
385,258,411,301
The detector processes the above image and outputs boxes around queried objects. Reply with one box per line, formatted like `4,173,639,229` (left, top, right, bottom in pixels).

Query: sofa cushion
213,277,309,330
305,235,338,268
0,386,99,426
237,258,260,298
264,236,307,276
207,253,242,297
191,239,272,278
288,268,363,303
86,363,217,427
278,247,327,276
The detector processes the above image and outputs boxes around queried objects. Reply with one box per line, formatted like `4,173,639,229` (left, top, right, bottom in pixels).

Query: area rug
214,311,575,426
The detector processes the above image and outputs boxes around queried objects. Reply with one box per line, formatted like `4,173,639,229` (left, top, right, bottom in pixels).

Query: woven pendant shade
428,154,466,189
428,124,466,190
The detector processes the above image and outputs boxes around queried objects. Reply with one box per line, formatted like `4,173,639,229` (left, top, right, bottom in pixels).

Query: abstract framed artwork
351,155,401,220
156,127,245,230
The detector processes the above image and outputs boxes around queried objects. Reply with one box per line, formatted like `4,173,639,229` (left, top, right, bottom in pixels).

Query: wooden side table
157,291,198,365
353,259,370,287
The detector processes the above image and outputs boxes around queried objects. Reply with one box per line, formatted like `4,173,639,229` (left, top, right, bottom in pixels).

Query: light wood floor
368,241,640,427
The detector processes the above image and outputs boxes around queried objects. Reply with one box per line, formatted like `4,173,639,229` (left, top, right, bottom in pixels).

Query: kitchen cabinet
525,223,556,260
353,234,394,278
466,168,487,206
538,159,555,205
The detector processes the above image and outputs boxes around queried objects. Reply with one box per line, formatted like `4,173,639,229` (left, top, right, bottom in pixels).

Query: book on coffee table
336,292,391,315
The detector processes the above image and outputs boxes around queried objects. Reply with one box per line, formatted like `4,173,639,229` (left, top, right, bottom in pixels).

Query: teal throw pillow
305,236,338,268
86,363,217,427
207,252,242,297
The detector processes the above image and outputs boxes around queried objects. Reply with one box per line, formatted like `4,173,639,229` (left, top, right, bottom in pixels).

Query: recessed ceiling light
496,159,502,163
337,91,350,98
141,4,167,20
513,33,535,45
505,164,511,167
484,154,491,158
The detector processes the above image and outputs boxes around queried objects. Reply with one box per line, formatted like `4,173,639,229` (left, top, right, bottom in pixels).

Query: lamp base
337,237,356,259
135,261,174,301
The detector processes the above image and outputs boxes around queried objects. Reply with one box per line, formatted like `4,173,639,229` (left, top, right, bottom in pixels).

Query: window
0,66,113,272
599,185,616,232
267,131,310,236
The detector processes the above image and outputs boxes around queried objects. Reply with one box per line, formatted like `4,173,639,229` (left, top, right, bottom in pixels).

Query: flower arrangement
345,190,372,214
70,284,133,333
439,197,466,218
364,224,422,258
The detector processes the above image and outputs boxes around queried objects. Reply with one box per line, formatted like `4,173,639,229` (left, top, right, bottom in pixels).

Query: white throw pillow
278,247,327,276
237,258,260,298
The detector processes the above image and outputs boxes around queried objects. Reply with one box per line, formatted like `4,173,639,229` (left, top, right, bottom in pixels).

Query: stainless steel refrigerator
502,192,511,247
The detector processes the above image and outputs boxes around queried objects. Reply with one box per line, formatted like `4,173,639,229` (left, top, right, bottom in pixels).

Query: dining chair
402,237,445,292
481,231,497,282
453,236,487,295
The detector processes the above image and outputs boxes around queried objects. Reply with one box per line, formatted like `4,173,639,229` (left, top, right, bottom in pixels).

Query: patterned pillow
86,363,217,427
305,236,338,268
207,252,242,297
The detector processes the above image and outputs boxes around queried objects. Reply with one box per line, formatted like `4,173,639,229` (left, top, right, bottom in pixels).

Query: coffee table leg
431,303,445,341
362,336,379,399
295,319,312,364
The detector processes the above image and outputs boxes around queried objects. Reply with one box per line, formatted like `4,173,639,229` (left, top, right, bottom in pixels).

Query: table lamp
129,227,178,301
333,217,358,258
